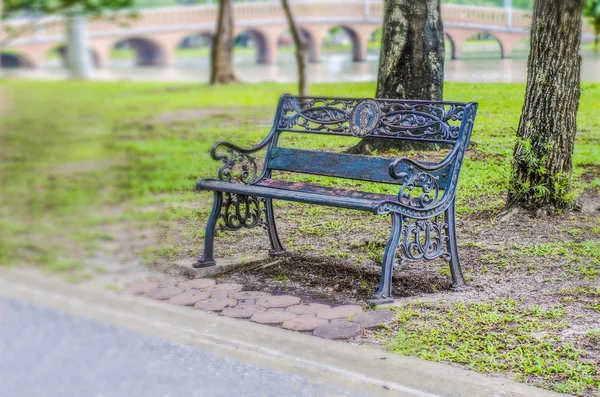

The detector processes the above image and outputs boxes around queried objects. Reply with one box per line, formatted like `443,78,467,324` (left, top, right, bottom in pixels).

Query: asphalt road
0,297,366,397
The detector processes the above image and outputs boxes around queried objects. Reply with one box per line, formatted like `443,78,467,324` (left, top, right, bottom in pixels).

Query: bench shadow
218,252,455,305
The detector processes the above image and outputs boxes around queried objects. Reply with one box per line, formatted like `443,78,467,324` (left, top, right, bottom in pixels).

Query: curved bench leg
195,191,223,268
265,198,285,254
368,212,403,305
446,199,465,290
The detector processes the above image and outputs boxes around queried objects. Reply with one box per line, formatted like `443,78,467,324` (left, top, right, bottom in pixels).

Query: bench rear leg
446,199,465,290
369,212,403,305
265,198,285,254
195,191,223,268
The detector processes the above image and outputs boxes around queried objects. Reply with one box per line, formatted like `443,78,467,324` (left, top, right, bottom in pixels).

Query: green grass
383,300,598,395
0,80,598,269
1,79,599,393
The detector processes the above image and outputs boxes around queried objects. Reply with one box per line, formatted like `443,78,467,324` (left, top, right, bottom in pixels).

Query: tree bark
509,0,584,210
349,0,445,154
66,13,93,79
210,0,236,84
376,0,444,100
281,0,307,96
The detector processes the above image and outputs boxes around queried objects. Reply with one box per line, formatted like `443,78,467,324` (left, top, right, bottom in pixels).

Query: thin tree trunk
348,0,444,154
66,14,93,79
509,0,584,210
281,0,307,96
210,0,236,84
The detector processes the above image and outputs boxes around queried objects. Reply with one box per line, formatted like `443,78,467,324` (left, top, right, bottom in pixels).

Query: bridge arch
177,32,214,50
175,33,213,64
45,44,100,68
369,27,382,45
323,25,365,62
0,50,34,68
235,28,274,64
444,32,458,60
277,27,320,63
463,32,505,59
111,36,167,67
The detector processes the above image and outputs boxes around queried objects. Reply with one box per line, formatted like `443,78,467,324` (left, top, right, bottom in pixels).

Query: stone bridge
1,0,595,68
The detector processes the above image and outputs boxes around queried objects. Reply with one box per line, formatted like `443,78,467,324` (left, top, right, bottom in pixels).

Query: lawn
0,80,599,394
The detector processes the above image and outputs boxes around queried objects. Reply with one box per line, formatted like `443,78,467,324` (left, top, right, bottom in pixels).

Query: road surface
0,297,366,397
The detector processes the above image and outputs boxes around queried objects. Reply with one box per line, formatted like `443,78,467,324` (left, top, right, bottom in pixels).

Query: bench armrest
386,103,477,214
203,94,292,186
209,137,273,185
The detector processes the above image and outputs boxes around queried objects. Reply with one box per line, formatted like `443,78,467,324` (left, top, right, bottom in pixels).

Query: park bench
195,95,478,303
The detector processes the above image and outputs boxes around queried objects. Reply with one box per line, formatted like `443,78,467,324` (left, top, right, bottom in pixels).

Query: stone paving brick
313,322,361,340
167,289,211,306
178,278,216,290
145,286,185,300
237,299,256,305
123,281,159,295
208,283,244,293
255,295,301,309
155,275,188,287
317,305,363,320
231,291,271,300
208,291,231,298
286,303,330,315
351,310,396,329
281,317,328,332
221,304,266,319
250,309,297,324
194,297,237,312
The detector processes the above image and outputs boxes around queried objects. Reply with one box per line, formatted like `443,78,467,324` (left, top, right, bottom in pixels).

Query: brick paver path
124,278,396,340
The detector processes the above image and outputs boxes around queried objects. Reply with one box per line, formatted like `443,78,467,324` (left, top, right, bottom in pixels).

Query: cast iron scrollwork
217,148,259,184
378,103,463,141
219,193,267,231
395,165,442,209
278,96,466,142
397,214,450,265
279,97,359,134
211,143,262,185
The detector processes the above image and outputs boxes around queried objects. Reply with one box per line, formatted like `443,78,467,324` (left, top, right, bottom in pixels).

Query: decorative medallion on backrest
278,96,467,143
350,99,381,137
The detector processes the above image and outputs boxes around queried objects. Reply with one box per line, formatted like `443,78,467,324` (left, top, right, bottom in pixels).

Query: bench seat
198,179,397,213
195,95,478,303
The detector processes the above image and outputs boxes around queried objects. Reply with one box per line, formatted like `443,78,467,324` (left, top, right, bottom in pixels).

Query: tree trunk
509,0,584,210
66,14,93,80
281,0,307,96
210,0,236,84
348,0,445,154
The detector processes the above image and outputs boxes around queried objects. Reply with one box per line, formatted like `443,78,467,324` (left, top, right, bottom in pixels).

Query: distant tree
2,0,134,78
509,0,585,210
281,0,307,95
584,0,600,52
350,0,445,153
210,0,236,84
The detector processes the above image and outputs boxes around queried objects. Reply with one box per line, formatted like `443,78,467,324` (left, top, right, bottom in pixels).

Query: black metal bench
196,95,478,303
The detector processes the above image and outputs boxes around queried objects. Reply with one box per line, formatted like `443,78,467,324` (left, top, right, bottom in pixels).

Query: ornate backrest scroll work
278,96,466,142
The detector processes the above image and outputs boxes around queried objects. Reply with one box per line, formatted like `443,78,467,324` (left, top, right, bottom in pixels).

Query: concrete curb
0,269,570,397
175,254,270,277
